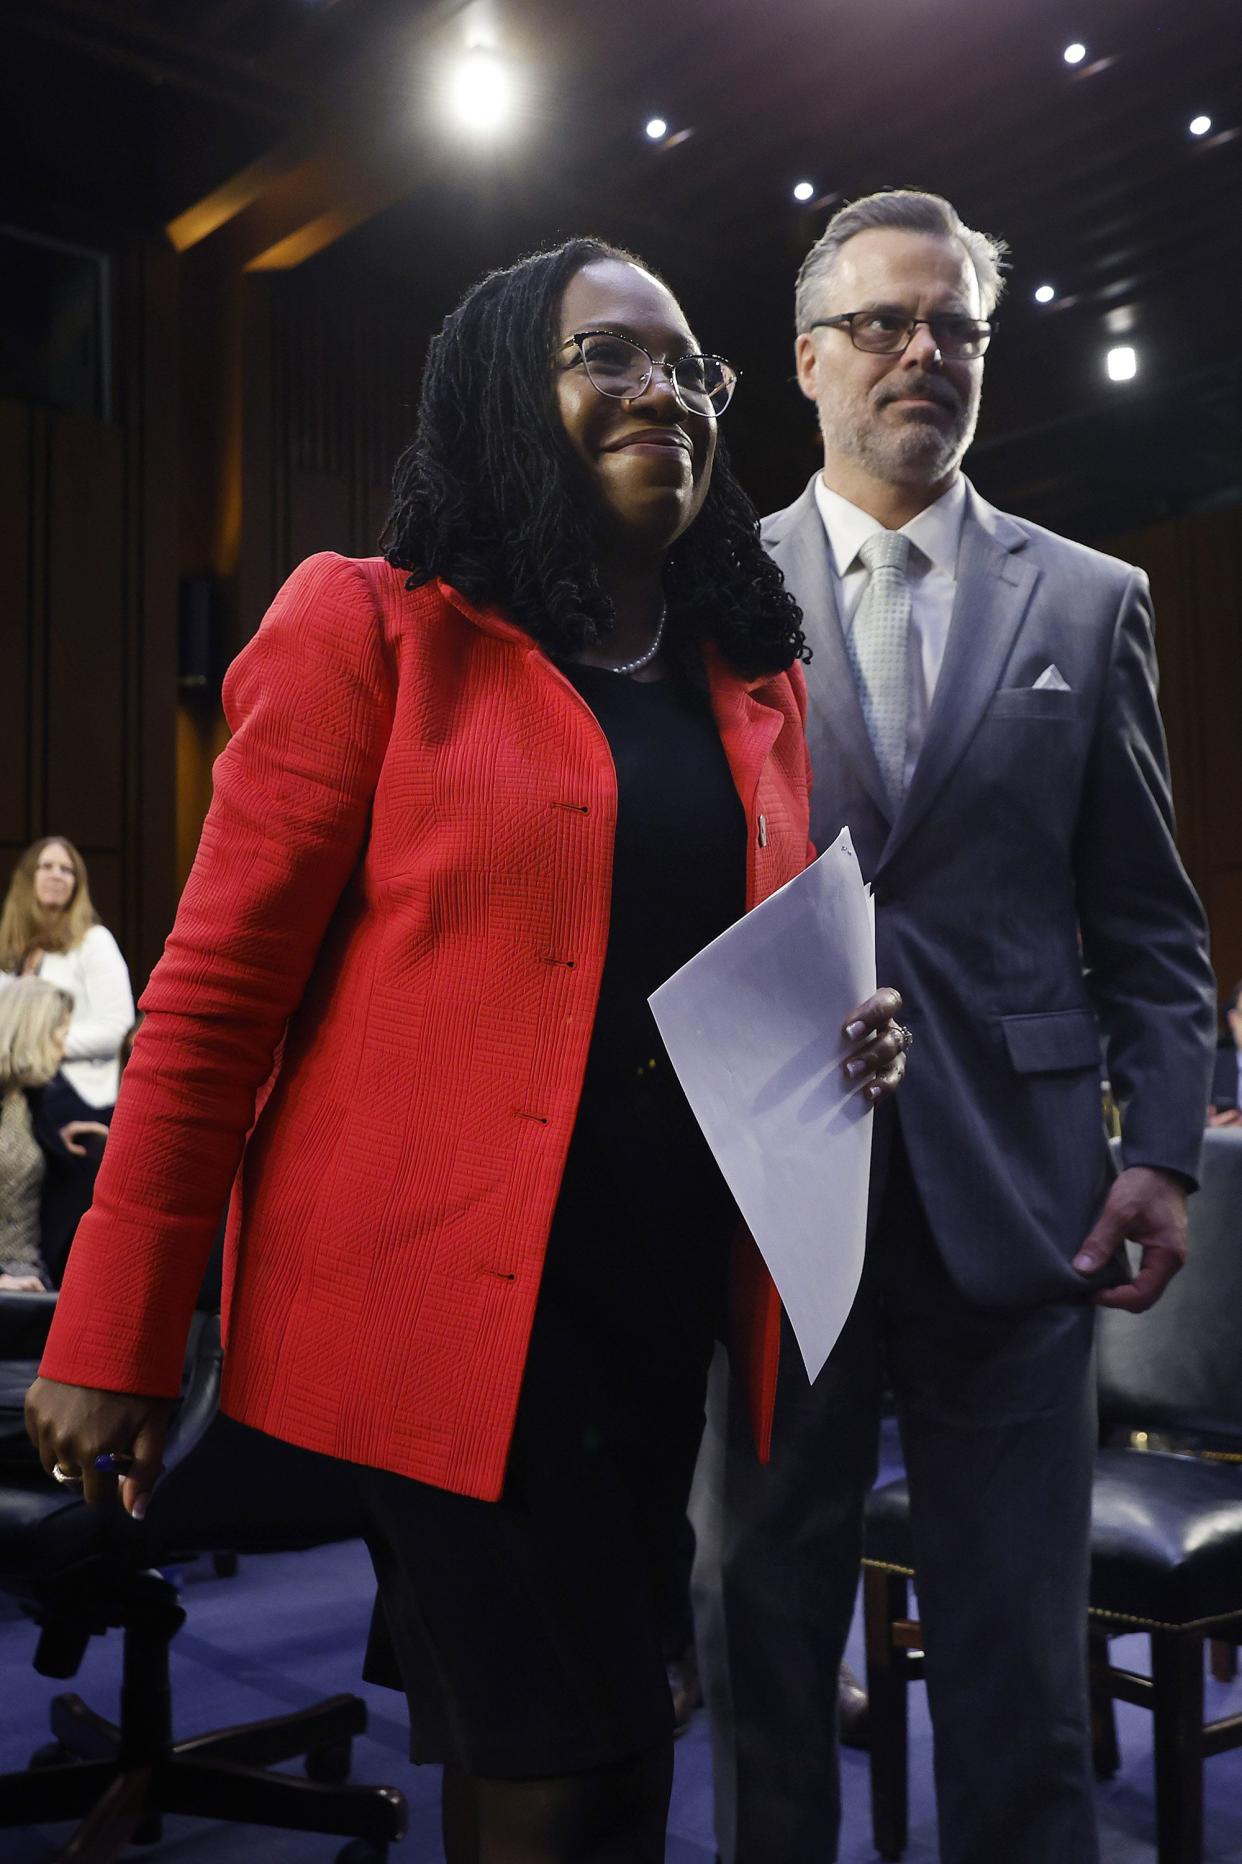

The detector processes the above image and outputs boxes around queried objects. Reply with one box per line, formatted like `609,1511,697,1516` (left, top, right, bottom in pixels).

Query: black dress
356,661,747,1776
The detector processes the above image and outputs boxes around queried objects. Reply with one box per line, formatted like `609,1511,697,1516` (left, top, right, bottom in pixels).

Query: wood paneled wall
0,240,178,996
1106,507,1242,1004
4,232,1237,1012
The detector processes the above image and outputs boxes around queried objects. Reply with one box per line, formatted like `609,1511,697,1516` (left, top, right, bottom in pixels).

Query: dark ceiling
4,0,1241,539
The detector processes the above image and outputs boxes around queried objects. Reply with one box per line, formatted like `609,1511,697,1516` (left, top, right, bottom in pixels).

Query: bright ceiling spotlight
645,116,668,140
447,50,515,133
1189,114,1212,136
793,180,815,202
1034,283,1055,304
1106,345,1138,382
1063,41,1087,65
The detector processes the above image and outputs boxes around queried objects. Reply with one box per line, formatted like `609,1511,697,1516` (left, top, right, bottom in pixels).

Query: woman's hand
25,1376,174,1515
0,1273,45,1293
841,987,910,1106
59,1120,111,1156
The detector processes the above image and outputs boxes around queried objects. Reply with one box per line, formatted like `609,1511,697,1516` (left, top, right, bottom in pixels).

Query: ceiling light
1034,284,1055,304
1106,346,1137,382
793,181,815,203
447,51,515,133
1189,114,1212,137
1063,42,1087,65
645,117,668,140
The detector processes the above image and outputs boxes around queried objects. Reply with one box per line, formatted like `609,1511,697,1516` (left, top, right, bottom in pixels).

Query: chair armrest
0,1291,58,1360
161,1311,224,1473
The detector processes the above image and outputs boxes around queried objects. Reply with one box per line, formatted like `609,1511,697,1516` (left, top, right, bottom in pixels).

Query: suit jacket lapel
765,478,893,822
879,483,1041,870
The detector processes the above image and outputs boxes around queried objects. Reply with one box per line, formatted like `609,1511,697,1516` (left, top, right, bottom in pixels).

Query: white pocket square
1032,664,1071,692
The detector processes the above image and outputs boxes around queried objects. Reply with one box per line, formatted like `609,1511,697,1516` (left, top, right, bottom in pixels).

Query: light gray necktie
847,531,915,809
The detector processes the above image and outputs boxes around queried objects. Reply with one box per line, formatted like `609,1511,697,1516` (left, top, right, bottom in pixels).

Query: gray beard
833,394,979,488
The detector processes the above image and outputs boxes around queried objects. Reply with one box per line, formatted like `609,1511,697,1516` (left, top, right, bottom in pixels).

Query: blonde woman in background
0,977,74,1291
0,838,134,1114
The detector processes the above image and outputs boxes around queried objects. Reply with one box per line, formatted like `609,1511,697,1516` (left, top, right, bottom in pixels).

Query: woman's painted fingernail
867,1081,884,1100
845,1057,867,1079
845,1020,865,1040
131,1493,149,1521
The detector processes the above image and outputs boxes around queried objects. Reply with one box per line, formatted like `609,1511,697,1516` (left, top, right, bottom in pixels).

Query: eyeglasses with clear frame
557,329,739,417
807,310,995,360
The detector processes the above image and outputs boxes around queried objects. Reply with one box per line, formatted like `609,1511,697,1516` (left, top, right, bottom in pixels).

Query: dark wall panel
0,404,33,845
45,412,126,846
287,466,353,572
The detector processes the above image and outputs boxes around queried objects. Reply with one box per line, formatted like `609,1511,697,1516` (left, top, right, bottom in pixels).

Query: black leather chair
0,1293,407,1863
861,1129,1242,1864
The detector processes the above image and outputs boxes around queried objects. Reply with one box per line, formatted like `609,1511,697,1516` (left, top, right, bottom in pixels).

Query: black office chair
0,1292,407,1863
861,1129,1242,1864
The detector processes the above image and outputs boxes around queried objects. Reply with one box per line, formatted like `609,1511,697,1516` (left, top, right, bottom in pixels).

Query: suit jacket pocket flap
1000,1009,1100,1074
988,688,1083,720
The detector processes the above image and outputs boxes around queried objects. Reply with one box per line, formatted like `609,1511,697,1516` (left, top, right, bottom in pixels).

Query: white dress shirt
813,473,966,788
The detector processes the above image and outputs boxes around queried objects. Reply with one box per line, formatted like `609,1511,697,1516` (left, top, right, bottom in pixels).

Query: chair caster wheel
336,1842,388,1863
29,1740,72,1768
306,1737,352,1783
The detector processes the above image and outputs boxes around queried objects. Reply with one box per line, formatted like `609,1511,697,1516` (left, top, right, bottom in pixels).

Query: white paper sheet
649,827,876,1382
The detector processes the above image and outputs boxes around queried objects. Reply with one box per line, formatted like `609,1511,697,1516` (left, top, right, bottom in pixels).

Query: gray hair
794,189,1008,331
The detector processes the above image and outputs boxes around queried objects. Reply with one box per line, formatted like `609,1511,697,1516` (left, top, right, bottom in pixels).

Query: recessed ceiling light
793,181,815,203
1034,284,1055,304
1063,41,1087,65
447,51,515,133
645,117,668,140
1189,114,1212,137
1106,345,1138,382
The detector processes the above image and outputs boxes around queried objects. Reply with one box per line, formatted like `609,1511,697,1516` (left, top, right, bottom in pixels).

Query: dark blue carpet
3,1421,1240,1860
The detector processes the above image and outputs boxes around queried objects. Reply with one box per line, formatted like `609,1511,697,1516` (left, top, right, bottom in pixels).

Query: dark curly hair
382,237,806,678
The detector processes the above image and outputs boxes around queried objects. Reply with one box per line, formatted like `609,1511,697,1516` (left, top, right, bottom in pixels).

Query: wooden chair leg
1088,1625,1120,1779
864,1565,909,1863
1150,1628,1204,1864
1209,1637,1238,1685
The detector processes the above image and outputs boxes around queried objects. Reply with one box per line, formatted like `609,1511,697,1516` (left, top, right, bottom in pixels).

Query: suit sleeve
1073,568,1216,1183
40,554,397,1396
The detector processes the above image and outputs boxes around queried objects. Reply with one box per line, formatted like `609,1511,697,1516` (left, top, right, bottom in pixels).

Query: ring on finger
895,1023,914,1052
94,1451,134,1474
52,1463,82,1485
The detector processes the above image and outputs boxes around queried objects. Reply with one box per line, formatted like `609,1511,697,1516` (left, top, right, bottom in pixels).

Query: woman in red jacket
28,239,906,1859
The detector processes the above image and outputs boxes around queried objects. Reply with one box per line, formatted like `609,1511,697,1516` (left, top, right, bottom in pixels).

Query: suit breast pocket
987,687,1084,722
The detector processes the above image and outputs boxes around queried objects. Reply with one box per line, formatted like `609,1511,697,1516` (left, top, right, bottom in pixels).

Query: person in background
0,838,134,1279
0,977,74,1292
1208,978,1242,1125
0,837,135,1112
26,239,909,1864
690,188,1216,1864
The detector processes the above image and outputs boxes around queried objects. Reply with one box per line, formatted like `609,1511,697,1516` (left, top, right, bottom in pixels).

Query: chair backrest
1097,1129,1242,1448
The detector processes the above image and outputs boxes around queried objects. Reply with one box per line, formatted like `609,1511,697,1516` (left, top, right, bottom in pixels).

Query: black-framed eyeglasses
558,329,739,417
807,311,995,360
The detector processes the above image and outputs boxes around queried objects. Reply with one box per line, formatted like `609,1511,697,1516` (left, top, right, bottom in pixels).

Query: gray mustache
879,379,960,412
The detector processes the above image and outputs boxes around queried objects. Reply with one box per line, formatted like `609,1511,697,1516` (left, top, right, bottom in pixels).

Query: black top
554,660,747,1354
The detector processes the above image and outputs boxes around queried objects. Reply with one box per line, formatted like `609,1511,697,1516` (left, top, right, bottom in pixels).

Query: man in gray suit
690,189,1216,1864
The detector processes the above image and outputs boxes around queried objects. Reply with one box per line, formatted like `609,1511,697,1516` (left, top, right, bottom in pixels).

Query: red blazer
42,555,812,1499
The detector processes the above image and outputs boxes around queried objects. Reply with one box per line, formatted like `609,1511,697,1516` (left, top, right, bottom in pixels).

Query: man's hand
1071,1165,1189,1313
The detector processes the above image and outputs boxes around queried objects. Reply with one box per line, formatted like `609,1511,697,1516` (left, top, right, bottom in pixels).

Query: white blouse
37,925,135,1108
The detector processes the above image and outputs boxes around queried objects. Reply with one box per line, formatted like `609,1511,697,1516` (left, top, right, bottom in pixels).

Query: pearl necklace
599,604,668,676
